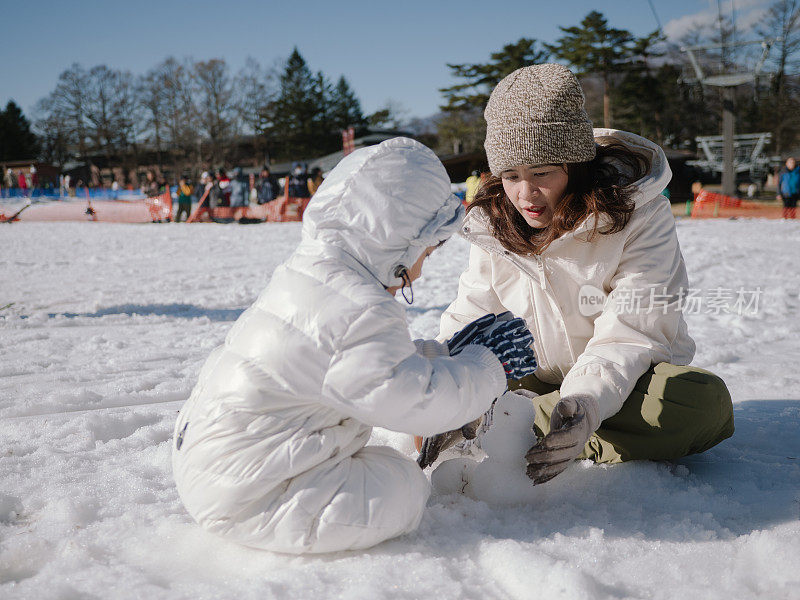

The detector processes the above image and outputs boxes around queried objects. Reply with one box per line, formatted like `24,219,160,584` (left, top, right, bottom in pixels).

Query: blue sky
2,0,771,121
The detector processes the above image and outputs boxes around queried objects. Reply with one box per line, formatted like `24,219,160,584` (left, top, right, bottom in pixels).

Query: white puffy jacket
172,138,506,554
439,129,696,423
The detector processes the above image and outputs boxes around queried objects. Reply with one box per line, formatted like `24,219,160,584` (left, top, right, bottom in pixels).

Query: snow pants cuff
509,362,735,464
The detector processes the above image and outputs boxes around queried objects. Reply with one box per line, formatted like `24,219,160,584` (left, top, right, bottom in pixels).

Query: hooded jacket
438,129,696,423
172,138,506,553
779,166,800,197
228,168,249,207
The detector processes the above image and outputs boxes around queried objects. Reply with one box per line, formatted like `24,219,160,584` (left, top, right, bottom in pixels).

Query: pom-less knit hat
484,64,596,176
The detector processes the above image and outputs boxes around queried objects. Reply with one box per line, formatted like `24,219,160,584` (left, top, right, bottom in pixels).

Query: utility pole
681,38,776,197
721,87,736,196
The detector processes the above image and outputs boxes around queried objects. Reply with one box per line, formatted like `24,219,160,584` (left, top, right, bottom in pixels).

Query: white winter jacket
173,138,506,553
439,129,696,422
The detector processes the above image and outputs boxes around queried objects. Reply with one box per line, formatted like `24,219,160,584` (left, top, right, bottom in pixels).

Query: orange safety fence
145,191,173,222
5,188,312,224
690,191,785,219
189,195,312,223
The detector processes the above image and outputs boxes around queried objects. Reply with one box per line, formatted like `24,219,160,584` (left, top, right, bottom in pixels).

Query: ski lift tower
680,38,776,196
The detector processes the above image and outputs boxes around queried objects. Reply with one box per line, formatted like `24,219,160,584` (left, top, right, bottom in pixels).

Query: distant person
248,173,258,204
257,167,279,204
777,157,799,219
217,168,231,206
195,172,209,203
65,174,75,197
144,171,159,198
465,170,481,204
5,168,14,190
207,172,223,212
30,165,38,194
286,162,311,198
175,177,193,222
17,170,28,197
229,167,249,220
111,179,120,200
307,167,324,196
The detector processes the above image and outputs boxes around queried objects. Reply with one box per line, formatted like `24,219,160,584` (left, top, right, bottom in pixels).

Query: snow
1,219,800,599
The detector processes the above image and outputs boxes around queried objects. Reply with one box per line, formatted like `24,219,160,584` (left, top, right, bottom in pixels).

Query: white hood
302,137,464,287
592,128,672,209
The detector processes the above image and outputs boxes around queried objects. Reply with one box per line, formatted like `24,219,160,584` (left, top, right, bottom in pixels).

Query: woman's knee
655,363,735,448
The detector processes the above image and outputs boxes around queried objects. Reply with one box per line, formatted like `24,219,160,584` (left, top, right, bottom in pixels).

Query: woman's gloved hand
525,394,600,484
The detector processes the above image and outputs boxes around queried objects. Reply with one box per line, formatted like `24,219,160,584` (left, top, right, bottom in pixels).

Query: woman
434,64,734,484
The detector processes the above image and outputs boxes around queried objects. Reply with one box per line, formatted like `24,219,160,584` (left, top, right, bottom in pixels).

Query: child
172,138,534,554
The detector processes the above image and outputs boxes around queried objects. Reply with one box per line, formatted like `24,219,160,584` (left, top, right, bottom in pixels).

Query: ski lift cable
647,0,664,35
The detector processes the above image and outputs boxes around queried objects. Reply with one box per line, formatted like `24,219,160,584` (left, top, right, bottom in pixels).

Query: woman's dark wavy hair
468,137,652,255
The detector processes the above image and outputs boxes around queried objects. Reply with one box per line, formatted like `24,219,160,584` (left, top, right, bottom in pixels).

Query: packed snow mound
432,391,543,505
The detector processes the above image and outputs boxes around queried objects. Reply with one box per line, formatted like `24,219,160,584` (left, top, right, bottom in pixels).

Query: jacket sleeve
321,304,507,436
437,243,507,343
560,199,696,422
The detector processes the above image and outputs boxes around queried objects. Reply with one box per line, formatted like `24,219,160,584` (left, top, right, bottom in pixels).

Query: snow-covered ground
1,219,799,599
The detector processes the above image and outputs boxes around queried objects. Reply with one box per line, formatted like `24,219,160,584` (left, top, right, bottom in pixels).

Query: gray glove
525,395,600,484
417,417,482,469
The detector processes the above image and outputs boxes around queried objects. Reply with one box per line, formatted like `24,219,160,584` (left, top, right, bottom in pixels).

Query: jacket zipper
462,223,565,373
535,254,576,363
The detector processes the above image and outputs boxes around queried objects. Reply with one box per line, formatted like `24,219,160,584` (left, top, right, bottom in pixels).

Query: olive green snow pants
508,363,735,464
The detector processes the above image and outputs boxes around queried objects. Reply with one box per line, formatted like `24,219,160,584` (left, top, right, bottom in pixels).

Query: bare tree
50,63,90,162
32,94,71,167
235,57,277,163
235,56,276,134
112,70,144,181
85,65,121,161
759,0,800,153
193,58,236,165
157,57,198,173
139,66,168,168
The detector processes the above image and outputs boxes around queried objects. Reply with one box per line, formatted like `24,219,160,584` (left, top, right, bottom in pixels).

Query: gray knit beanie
484,64,596,176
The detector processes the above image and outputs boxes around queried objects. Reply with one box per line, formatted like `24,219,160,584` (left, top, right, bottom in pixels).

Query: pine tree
437,38,548,154
610,31,668,142
329,76,365,131
439,38,550,112
268,48,329,158
546,11,636,128
0,101,41,161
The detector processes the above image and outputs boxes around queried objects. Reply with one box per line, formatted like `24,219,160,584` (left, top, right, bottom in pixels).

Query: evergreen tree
437,38,548,154
609,32,668,142
267,48,337,159
329,76,365,131
440,38,550,112
546,11,636,128
0,101,40,161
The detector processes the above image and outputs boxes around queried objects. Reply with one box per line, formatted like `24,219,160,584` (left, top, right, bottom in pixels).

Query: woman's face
501,164,569,228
